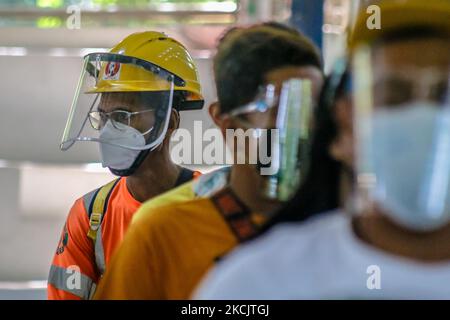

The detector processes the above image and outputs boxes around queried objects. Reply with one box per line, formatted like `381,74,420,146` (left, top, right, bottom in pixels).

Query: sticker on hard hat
104,61,121,80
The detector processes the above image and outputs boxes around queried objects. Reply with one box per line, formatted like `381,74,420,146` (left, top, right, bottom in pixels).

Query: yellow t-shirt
93,167,266,300
93,198,239,299
131,166,230,225
131,180,196,224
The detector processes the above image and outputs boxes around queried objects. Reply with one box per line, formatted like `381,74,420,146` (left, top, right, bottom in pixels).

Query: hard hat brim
349,0,450,49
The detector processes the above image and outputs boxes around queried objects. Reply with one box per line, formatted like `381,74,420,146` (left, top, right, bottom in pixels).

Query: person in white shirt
194,0,450,299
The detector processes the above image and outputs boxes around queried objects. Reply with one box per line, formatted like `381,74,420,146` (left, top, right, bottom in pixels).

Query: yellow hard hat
349,0,450,49
91,31,204,110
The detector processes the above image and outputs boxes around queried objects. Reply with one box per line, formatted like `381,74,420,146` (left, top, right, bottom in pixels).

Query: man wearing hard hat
48,31,203,299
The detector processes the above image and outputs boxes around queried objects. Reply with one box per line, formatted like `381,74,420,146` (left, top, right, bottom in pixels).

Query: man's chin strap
108,148,152,177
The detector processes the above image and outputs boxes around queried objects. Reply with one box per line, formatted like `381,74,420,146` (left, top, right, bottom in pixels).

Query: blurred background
0,0,363,299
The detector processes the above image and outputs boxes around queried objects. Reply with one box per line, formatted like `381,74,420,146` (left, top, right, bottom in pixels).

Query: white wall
0,166,114,281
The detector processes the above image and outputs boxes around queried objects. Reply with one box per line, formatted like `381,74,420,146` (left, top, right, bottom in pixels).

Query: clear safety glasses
88,109,155,131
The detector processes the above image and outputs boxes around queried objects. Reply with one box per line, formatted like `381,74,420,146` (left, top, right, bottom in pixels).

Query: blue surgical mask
363,103,450,231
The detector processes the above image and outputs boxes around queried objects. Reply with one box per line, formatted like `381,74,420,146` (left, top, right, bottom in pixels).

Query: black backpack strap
174,167,195,187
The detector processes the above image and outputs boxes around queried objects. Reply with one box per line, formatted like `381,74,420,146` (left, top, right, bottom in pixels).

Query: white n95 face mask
364,103,450,231
99,120,151,171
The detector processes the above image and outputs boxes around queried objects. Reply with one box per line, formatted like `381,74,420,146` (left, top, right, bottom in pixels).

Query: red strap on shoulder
193,171,202,179
210,187,258,242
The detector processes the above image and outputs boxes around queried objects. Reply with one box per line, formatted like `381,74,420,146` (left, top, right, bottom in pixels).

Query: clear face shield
353,43,450,231
228,78,314,201
61,52,176,154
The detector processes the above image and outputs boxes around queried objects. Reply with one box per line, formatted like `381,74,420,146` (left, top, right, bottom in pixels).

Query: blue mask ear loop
444,75,450,106
345,72,353,96
140,125,154,136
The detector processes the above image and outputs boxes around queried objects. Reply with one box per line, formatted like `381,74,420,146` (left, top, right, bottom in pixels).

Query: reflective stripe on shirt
48,265,95,300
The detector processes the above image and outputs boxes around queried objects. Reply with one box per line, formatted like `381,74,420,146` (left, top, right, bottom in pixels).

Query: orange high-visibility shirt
48,177,140,300
48,169,200,300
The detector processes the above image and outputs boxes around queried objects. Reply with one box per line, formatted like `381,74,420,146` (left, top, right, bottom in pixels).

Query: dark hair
260,64,350,231
260,21,304,36
214,22,322,114
214,22,303,55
